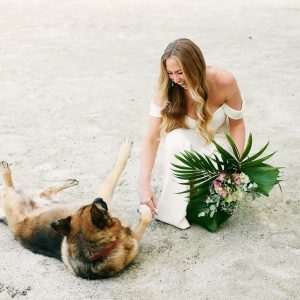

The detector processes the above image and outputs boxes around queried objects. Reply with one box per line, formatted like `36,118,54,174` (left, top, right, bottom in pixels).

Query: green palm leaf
172,149,221,199
212,154,223,171
176,178,216,195
225,133,241,161
242,152,276,168
241,142,270,164
239,133,253,161
211,138,239,164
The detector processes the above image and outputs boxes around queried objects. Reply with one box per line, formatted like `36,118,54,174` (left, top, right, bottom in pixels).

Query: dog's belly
15,206,80,260
20,225,63,260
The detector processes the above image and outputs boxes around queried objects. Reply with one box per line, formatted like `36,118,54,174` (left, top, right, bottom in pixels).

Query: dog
0,139,152,279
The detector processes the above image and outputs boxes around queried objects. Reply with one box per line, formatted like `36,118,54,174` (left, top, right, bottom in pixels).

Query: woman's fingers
149,198,158,215
139,188,158,216
152,195,158,209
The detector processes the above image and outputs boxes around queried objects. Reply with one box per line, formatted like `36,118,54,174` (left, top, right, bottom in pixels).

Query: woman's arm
139,116,162,214
228,118,245,155
225,75,245,154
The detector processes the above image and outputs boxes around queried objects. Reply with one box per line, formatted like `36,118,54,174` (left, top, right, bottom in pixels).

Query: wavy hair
158,38,213,142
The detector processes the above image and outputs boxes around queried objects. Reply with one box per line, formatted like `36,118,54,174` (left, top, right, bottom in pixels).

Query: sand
0,0,299,299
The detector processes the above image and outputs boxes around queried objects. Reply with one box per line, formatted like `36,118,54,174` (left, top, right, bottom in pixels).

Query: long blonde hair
159,38,213,142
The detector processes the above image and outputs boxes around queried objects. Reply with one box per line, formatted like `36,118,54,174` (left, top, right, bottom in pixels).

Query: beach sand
0,0,299,299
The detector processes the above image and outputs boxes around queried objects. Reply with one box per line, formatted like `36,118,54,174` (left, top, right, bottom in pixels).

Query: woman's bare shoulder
208,67,239,101
208,66,236,87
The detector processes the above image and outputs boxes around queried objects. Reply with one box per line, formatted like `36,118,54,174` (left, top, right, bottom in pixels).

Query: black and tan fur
0,139,152,279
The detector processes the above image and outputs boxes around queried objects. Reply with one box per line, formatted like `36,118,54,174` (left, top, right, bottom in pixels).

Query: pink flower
220,189,228,198
214,184,228,198
232,173,241,186
213,180,221,190
217,172,227,183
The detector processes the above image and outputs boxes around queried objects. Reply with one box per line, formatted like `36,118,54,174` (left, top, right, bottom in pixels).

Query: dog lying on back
0,139,152,279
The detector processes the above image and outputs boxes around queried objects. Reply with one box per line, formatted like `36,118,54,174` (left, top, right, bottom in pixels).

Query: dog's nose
93,198,108,211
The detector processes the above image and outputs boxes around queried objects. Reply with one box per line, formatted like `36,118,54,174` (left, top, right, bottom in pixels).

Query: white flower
240,172,250,184
210,204,216,210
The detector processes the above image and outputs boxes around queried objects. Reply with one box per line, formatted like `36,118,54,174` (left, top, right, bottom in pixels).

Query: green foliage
186,200,232,232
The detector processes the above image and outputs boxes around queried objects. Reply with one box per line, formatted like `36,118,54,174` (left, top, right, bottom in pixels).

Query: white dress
150,101,244,229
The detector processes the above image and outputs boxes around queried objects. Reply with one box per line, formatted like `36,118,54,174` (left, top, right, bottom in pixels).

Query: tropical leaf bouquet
172,133,281,232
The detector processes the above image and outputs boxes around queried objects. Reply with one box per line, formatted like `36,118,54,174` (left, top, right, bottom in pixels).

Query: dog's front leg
97,138,133,207
133,205,152,242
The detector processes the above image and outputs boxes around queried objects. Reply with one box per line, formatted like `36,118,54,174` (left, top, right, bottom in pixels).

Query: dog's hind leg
0,183,6,223
39,179,79,201
0,161,14,189
96,138,133,206
0,187,6,224
0,161,28,233
133,205,152,242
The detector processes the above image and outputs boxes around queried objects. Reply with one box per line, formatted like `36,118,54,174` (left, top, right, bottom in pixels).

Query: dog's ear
91,202,109,229
92,198,108,211
51,216,72,236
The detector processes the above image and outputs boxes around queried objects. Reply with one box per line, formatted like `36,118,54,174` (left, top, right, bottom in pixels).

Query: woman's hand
139,186,158,216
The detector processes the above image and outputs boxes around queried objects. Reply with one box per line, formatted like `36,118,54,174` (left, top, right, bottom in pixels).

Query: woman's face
166,57,188,89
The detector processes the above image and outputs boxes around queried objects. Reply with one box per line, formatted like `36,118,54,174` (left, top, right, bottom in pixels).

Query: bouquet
172,133,281,232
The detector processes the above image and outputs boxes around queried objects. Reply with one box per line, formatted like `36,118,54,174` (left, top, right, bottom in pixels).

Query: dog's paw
118,138,133,160
138,204,153,223
66,179,79,187
0,161,10,174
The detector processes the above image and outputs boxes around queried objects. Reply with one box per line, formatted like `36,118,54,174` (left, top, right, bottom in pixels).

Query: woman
139,38,245,229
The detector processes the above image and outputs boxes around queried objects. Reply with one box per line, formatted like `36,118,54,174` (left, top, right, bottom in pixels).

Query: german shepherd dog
0,139,152,279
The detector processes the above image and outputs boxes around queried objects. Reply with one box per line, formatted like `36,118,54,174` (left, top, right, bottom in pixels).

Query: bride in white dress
139,38,245,229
